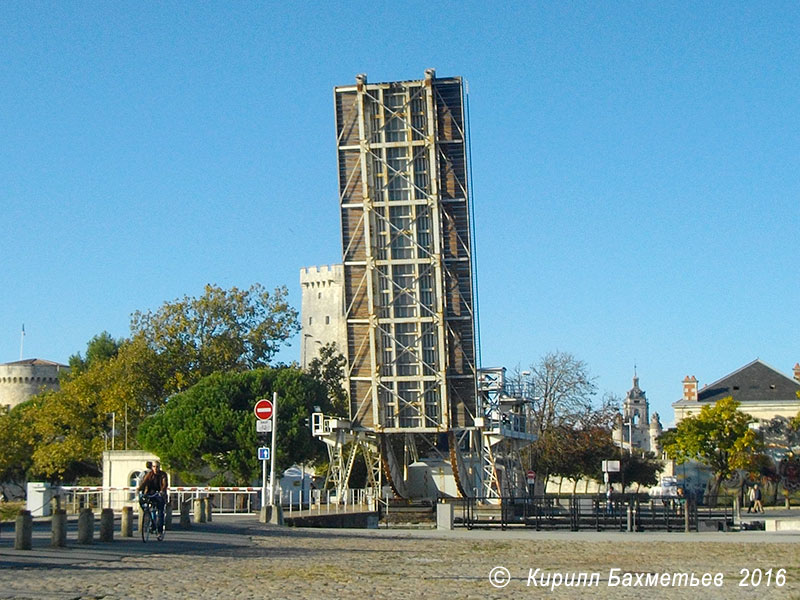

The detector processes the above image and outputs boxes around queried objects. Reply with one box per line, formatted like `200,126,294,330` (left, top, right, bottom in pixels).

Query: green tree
137,368,329,485
571,427,619,492
8,282,299,483
307,342,348,416
620,450,663,492
130,283,298,393
23,337,169,480
0,401,40,489
760,415,800,457
528,424,617,493
790,404,800,432
67,331,122,375
661,396,761,503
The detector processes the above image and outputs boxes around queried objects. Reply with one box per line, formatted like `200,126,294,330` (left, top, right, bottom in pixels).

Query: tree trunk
707,475,722,507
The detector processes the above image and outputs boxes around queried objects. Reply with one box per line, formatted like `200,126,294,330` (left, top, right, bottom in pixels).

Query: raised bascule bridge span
313,70,536,504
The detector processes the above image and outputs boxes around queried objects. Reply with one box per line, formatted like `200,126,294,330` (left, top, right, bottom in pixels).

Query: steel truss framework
314,366,537,501
320,71,535,501
335,69,476,434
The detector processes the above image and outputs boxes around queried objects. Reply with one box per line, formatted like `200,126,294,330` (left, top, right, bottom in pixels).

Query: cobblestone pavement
0,516,799,599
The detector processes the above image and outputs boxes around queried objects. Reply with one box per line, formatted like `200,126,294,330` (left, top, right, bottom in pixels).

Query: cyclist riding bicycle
137,460,169,537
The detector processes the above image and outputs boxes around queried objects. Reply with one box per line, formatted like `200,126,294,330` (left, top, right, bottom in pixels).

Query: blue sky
1,2,798,425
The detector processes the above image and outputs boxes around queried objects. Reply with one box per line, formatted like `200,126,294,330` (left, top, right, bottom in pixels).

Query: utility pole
268,391,278,505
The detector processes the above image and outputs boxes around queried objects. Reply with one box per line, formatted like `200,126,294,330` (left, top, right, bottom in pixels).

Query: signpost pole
268,391,278,506
261,450,267,510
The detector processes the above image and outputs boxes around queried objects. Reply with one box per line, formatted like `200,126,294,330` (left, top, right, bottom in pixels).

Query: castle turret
300,265,345,369
649,412,663,453
612,412,624,445
0,359,68,411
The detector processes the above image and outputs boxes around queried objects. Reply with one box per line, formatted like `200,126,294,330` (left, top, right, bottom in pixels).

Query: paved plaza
0,515,799,599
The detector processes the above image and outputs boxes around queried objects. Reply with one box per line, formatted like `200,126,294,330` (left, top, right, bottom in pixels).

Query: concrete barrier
137,506,144,536
437,503,454,530
765,519,800,532
121,506,133,537
270,504,284,525
284,511,377,529
179,500,191,529
259,504,284,525
99,508,114,542
193,498,206,523
697,519,725,532
51,509,67,547
15,510,32,550
77,508,94,544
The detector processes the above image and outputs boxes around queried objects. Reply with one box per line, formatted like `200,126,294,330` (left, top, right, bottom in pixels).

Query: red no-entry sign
254,398,274,421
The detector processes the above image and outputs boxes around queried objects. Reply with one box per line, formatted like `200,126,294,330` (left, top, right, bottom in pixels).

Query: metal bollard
15,510,33,550
193,498,206,523
51,509,67,547
77,508,94,544
179,500,191,529
626,505,633,532
165,501,173,530
121,506,133,537
685,502,690,533
99,508,114,542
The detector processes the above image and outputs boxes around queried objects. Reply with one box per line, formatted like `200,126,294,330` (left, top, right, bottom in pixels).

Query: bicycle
139,492,165,543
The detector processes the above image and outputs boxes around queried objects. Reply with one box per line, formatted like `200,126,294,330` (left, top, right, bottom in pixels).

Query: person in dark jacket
137,460,169,537
753,484,764,513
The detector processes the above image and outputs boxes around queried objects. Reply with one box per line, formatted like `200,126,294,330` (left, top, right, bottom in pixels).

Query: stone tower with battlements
0,358,68,412
299,265,346,369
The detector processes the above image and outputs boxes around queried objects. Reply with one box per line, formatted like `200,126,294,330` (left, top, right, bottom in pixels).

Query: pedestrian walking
747,485,756,513
753,484,764,513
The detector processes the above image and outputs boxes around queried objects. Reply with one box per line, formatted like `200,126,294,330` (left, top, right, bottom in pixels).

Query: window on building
129,471,145,500
325,316,330,325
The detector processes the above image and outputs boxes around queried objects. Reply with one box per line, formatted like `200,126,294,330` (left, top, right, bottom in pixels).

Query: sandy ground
0,516,798,599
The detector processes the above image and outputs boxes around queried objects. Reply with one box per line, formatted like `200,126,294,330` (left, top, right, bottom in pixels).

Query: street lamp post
303,334,310,369
107,412,116,451
623,420,633,452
